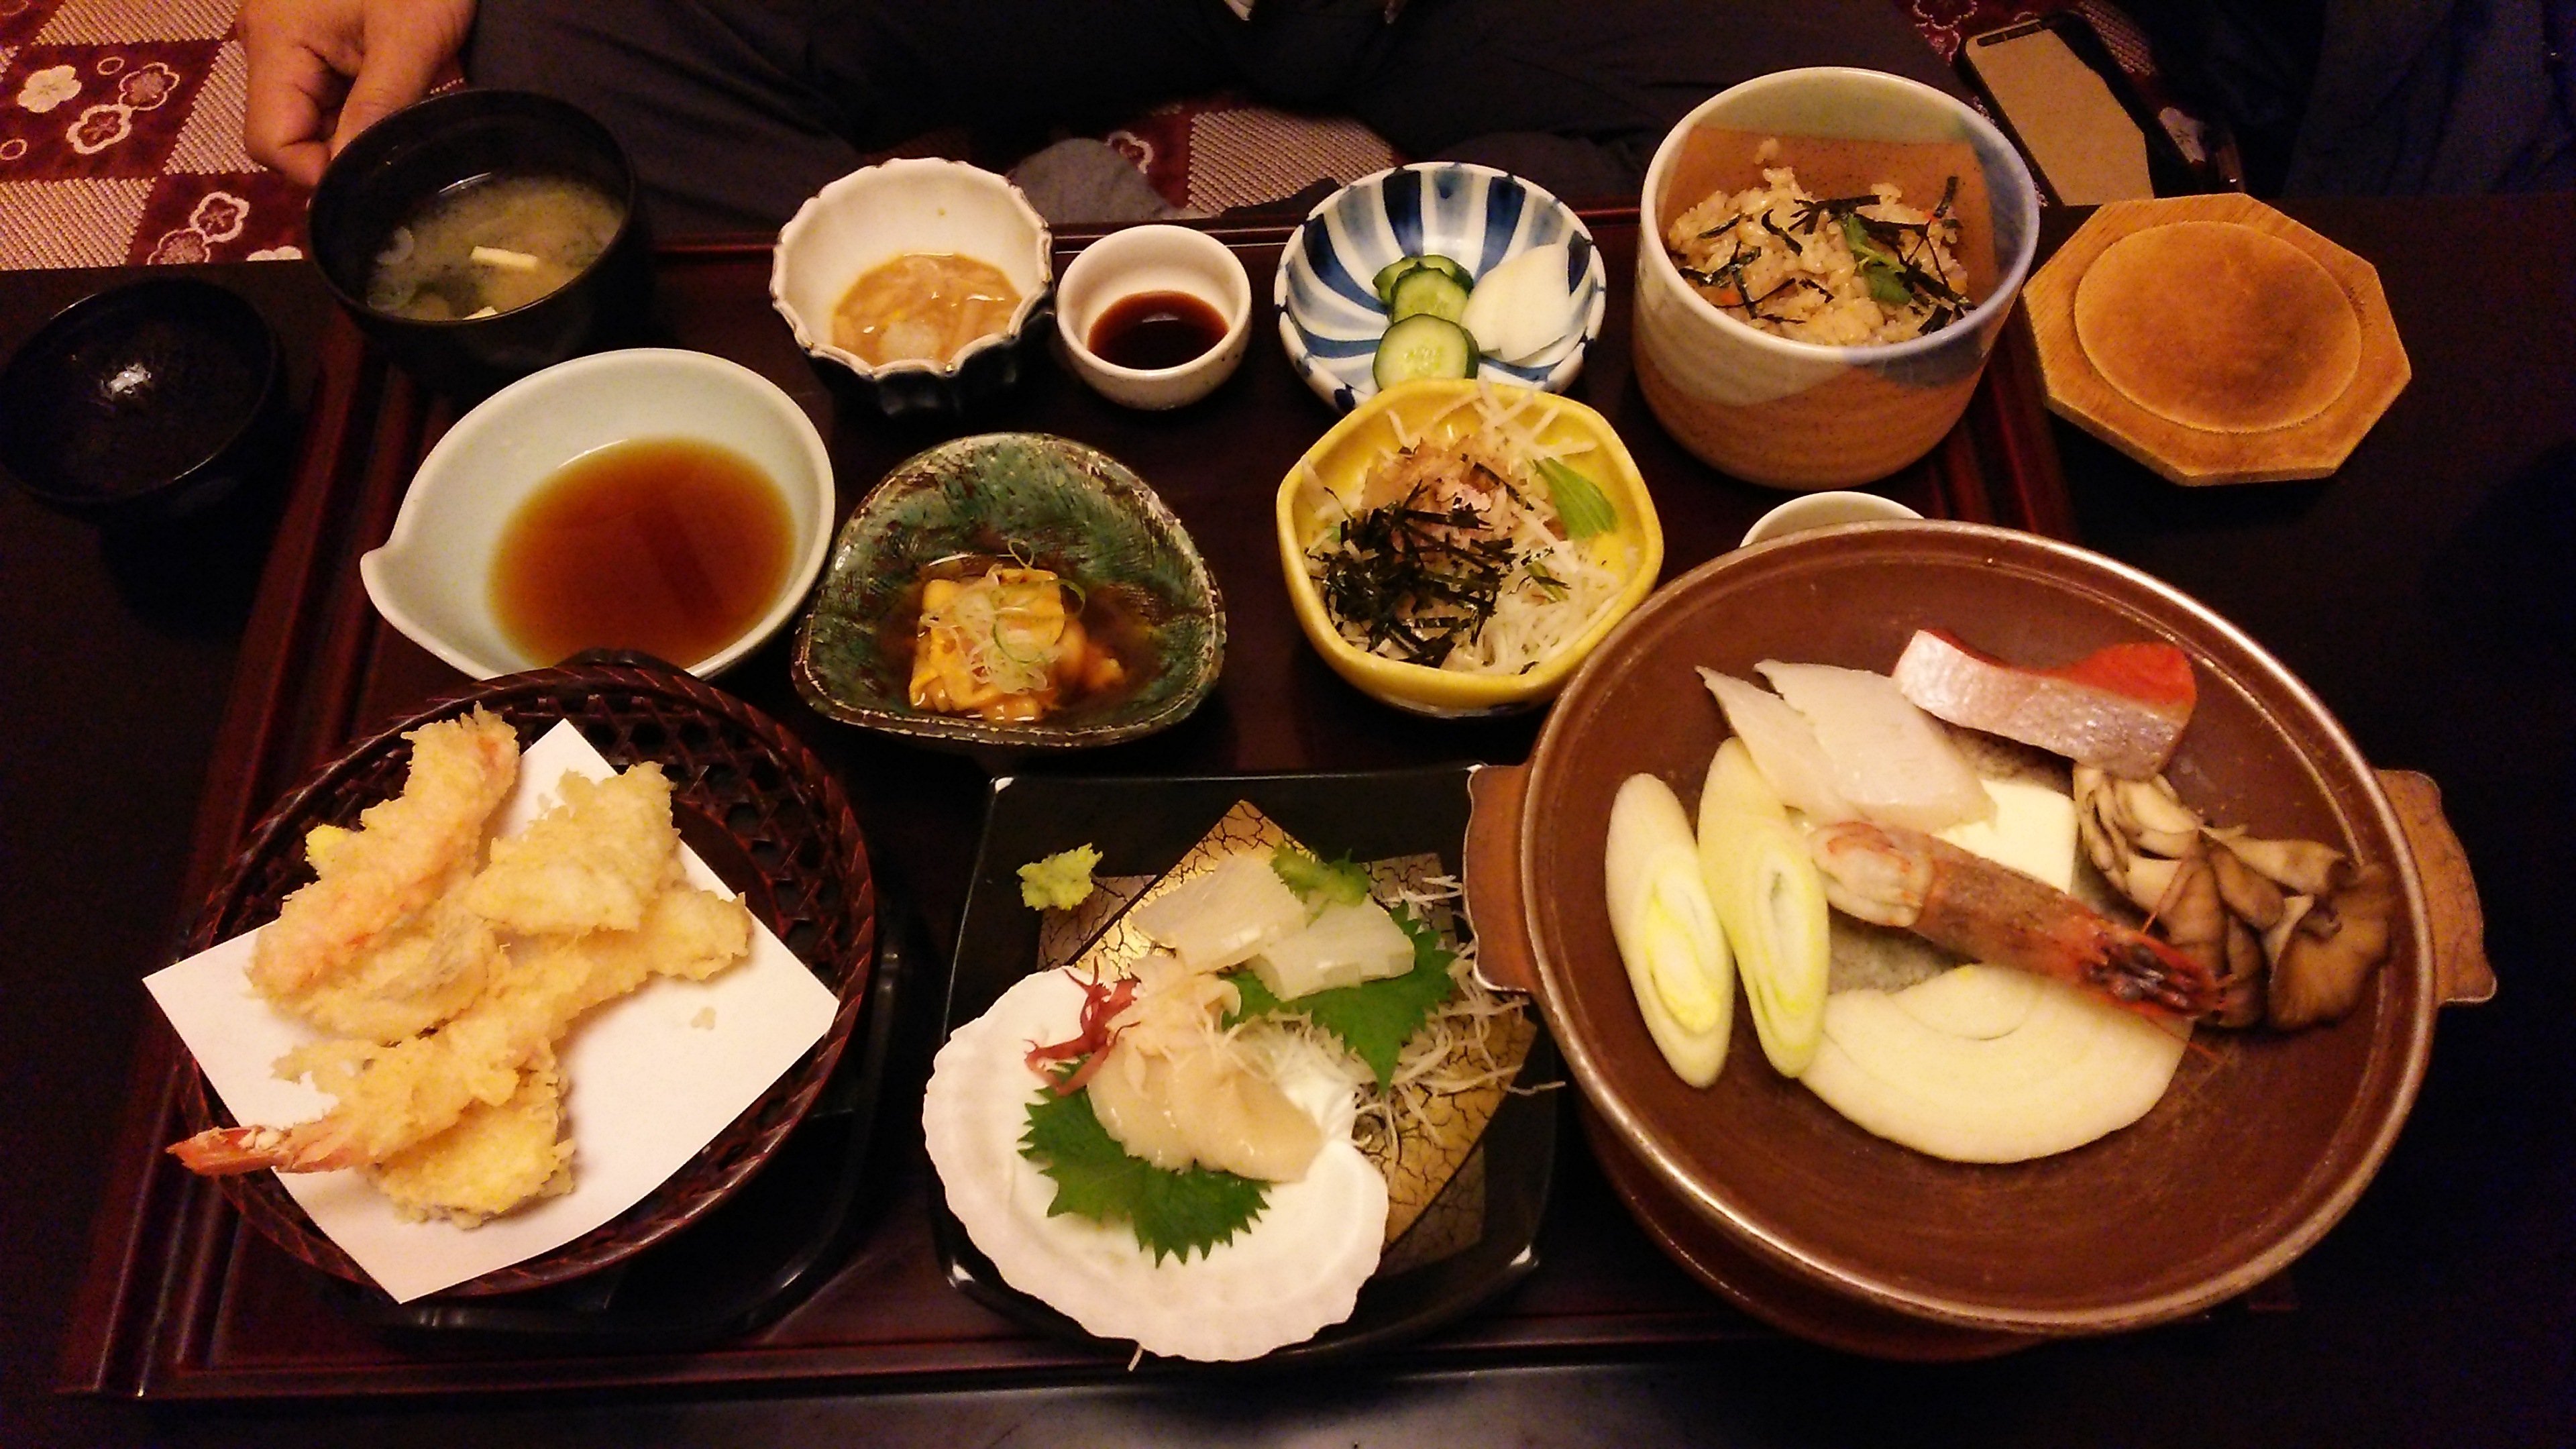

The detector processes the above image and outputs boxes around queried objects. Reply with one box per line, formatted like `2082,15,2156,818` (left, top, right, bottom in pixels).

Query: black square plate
930,763,1560,1366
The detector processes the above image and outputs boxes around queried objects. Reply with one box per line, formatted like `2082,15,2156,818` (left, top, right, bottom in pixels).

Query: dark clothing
2129,0,2574,194
2289,0,2573,193
466,0,1959,236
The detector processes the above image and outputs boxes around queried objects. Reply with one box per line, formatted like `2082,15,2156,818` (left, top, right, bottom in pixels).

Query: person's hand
239,0,476,186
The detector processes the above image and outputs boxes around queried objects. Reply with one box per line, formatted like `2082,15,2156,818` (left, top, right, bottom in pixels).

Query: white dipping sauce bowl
360,347,835,680
1739,490,1925,547
1053,223,1252,410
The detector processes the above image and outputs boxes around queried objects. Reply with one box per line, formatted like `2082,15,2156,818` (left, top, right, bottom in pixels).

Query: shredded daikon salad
1348,874,1538,1150
1303,384,1630,674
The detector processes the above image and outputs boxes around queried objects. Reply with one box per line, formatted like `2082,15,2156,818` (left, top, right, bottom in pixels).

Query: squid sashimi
1892,629,2196,780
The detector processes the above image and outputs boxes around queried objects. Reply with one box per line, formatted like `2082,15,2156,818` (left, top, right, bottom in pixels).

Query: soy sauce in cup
1087,290,1226,371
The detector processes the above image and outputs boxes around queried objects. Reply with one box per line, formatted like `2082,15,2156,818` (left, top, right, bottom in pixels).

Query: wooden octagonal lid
2025,194,2408,485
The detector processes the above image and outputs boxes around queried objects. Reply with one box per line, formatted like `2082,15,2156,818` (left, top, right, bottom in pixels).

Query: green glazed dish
792,433,1225,750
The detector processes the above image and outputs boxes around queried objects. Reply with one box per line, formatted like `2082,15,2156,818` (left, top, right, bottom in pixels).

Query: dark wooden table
7,193,2569,1447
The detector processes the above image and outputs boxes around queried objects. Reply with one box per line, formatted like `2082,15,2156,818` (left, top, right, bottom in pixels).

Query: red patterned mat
0,0,2077,270
0,0,304,266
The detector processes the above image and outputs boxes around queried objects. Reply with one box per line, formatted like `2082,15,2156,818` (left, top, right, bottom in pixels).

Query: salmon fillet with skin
1891,630,2196,780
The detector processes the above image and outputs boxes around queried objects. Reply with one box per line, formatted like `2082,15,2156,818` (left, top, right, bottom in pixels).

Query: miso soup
366,174,625,321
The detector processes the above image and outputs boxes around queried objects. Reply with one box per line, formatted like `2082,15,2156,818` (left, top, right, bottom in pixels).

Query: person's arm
238,0,476,186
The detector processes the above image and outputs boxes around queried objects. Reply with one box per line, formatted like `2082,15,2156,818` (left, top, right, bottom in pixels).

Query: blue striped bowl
1275,163,1607,412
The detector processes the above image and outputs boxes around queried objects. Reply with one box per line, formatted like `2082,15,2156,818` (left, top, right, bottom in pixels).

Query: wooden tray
62,216,2086,1401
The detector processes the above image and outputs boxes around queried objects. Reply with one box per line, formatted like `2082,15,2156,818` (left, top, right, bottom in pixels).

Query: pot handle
1464,762,1540,994
2379,769,2493,1007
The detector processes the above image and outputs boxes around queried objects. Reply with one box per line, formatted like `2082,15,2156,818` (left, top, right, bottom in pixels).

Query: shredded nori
1311,462,1519,667
1679,178,1971,332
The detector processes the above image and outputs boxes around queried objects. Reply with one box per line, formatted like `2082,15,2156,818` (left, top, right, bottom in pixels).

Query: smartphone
1959,15,2204,204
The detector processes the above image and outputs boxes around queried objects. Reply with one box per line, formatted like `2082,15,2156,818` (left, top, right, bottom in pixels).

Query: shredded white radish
1306,382,1632,676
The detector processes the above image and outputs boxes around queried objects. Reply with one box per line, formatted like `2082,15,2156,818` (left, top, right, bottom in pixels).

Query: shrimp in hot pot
1809,819,2220,1018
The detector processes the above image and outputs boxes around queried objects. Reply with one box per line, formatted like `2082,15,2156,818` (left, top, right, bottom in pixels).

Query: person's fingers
327,5,471,158
240,30,345,187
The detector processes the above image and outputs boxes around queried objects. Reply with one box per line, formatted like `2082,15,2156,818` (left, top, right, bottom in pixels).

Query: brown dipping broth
490,437,793,669
1086,290,1228,371
882,553,1158,717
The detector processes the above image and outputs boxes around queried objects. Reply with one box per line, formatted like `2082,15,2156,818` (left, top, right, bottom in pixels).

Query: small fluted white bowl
1275,162,1607,412
1739,490,1924,546
770,158,1053,415
1054,223,1252,410
360,347,834,679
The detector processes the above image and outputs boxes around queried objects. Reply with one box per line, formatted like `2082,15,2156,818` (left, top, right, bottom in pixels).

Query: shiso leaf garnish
1020,1068,1269,1264
1226,908,1458,1088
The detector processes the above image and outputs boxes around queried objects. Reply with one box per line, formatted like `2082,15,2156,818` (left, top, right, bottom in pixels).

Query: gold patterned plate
932,766,1559,1364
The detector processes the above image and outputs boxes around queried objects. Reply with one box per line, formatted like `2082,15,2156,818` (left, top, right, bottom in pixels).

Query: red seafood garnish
1923,629,2196,709
1894,629,2197,779
1023,971,1136,1094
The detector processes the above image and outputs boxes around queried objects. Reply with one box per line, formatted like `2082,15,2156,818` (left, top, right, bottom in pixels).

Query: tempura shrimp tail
168,1121,370,1175
248,710,520,1000
1810,819,2220,1019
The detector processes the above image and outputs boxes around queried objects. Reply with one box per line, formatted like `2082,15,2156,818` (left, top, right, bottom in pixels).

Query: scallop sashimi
921,969,1387,1362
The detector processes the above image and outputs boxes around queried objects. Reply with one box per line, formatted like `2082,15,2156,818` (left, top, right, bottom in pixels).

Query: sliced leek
1697,739,1830,1077
1603,773,1734,1086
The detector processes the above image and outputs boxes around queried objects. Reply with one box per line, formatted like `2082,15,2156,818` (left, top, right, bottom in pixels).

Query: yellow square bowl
1275,378,1664,717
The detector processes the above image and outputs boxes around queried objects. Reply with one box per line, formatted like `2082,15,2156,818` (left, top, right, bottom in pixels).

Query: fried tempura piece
462,765,680,935
249,709,519,999
170,881,753,1177
370,1047,576,1226
263,881,501,1042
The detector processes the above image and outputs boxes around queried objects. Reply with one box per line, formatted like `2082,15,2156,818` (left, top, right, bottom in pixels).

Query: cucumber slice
1409,255,1472,287
1389,266,1472,323
1373,314,1480,388
1372,256,1429,307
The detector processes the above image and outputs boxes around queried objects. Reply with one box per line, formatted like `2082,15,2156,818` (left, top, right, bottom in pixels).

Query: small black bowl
0,278,285,526
307,89,650,396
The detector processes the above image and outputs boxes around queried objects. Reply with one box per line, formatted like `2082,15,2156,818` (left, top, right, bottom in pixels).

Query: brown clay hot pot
1462,522,2489,1358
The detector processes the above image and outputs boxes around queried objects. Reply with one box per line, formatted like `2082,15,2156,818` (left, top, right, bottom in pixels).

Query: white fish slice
1755,661,1992,832
1697,669,1859,822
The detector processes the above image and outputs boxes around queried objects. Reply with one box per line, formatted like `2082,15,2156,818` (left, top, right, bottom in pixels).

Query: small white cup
1739,490,1924,547
1053,224,1252,410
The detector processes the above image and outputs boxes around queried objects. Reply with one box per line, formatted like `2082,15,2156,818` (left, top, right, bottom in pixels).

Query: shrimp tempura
248,709,519,1000
170,755,753,1195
